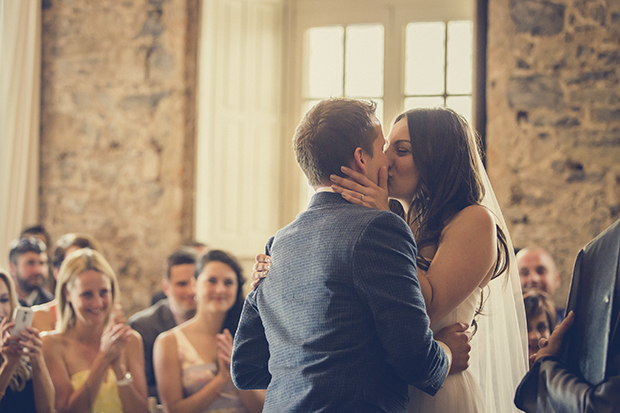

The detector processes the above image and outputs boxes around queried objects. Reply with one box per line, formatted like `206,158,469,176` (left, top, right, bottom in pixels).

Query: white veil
470,150,529,412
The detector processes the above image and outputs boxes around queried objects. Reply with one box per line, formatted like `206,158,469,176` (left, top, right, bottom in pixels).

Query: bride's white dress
408,287,485,413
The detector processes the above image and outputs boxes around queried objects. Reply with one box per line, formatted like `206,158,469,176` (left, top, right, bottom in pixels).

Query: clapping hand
100,322,131,365
216,329,233,380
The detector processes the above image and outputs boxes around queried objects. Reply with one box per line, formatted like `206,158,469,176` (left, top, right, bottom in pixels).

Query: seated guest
128,247,198,401
0,269,54,412
150,241,208,306
8,238,53,307
154,250,265,413
523,290,557,368
517,246,564,321
42,249,148,413
32,233,102,332
515,218,620,412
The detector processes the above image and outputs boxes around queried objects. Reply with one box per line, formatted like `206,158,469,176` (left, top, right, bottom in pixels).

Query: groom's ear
352,147,367,175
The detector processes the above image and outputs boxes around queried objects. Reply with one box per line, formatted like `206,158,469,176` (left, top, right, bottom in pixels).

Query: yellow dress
70,368,123,413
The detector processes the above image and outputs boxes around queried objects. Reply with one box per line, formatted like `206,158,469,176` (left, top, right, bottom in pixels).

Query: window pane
345,25,384,98
404,96,444,111
405,22,446,95
308,26,344,98
447,21,473,95
446,95,472,124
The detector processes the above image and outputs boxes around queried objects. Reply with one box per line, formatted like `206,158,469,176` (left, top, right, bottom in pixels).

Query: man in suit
232,98,470,412
128,247,198,401
514,217,620,412
8,236,53,307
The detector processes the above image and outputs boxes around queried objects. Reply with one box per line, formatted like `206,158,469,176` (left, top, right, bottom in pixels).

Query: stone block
507,75,565,109
510,0,566,36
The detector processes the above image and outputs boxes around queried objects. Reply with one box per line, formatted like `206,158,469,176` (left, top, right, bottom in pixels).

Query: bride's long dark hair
390,108,509,300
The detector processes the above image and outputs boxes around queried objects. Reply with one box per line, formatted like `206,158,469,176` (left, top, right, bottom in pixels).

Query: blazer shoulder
128,299,174,330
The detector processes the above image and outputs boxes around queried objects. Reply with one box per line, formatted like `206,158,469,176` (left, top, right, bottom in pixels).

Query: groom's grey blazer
232,192,449,412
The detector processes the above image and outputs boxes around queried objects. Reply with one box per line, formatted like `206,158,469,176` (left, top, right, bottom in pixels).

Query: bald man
517,247,561,295
517,247,564,321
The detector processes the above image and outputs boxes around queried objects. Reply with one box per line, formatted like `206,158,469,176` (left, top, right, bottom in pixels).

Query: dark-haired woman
154,250,265,413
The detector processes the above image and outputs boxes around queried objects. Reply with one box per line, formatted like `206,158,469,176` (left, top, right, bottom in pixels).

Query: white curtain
0,0,41,269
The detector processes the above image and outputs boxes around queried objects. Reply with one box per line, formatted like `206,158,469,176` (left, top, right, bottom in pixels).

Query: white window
288,0,474,211
195,0,476,255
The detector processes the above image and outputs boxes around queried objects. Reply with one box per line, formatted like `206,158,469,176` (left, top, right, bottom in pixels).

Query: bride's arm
421,205,498,325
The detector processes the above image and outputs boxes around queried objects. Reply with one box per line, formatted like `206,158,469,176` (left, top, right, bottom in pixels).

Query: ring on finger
361,194,365,202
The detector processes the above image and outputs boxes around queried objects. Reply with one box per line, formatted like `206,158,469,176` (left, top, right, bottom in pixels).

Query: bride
330,107,528,412
254,107,527,412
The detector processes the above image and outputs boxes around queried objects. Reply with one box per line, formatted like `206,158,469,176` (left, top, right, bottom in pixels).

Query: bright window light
345,25,384,98
406,22,446,96
308,26,344,98
447,20,473,95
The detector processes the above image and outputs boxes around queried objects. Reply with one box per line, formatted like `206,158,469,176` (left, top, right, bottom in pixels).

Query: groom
231,98,470,412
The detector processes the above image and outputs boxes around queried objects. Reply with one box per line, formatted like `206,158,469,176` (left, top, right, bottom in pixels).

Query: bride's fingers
340,166,374,186
378,166,388,190
329,174,367,193
337,189,366,206
253,262,270,272
251,270,268,281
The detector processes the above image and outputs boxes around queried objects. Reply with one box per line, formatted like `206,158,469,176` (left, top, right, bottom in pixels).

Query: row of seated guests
1,226,265,412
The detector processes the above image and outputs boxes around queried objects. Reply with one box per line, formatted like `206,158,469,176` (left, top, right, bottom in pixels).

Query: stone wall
488,0,620,306
40,0,199,315
39,0,619,314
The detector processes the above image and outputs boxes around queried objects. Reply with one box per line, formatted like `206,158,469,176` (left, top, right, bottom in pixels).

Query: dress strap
172,328,206,365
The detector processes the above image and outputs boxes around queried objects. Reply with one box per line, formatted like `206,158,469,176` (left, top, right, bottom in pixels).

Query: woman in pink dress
154,250,265,413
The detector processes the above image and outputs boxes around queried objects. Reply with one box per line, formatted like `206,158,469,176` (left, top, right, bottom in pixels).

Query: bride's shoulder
447,205,495,231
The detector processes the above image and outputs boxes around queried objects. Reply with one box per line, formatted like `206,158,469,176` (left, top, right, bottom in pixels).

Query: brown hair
392,108,509,280
165,247,197,280
51,233,103,270
523,289,557,332
196,249,246,336
294,98,378,187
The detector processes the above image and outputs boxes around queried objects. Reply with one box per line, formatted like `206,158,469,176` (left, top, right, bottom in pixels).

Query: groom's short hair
293,98,378,187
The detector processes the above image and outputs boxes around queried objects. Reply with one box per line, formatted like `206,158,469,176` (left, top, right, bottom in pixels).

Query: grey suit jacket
515,218,620,413
232,192,449,413
128,298,177,400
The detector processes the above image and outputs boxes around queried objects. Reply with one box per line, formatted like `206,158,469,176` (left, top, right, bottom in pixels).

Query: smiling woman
41,249,148,413
153,249,265,413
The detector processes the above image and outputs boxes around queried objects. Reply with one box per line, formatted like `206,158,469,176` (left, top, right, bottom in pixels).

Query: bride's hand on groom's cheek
330,166,389,211
434,322,472,374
